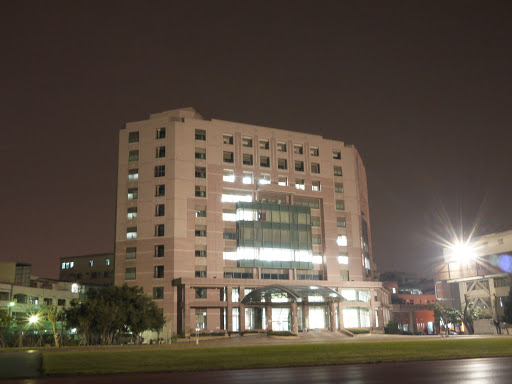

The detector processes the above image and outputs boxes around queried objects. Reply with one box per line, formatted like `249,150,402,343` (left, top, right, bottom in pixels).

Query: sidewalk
0,350,41,379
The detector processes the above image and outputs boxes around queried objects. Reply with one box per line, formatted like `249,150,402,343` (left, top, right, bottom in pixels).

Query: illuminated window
337,235,348,246
126,227,137,239
243,172,253,184
312,181,321,191
259,174,270,185
195,206,206,217
278,176,288,186
338,253,349,264
223,169,235,183
128,188,139,200
128,169,138,181
232,287,240,302
127,207,137,220
295,179,305,190
222,209,236,221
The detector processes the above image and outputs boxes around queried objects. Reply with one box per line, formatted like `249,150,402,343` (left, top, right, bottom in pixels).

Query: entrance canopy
241,285,343,305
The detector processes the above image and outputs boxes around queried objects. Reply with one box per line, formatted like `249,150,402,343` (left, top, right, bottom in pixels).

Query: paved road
4,356,512,384
0,350,41,379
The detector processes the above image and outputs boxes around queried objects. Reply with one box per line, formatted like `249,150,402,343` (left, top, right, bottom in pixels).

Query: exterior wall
59,253,114,286
114,108,385,336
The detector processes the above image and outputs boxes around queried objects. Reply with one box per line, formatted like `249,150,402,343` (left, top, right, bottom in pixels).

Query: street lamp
28,314,40,325
449,240,477,263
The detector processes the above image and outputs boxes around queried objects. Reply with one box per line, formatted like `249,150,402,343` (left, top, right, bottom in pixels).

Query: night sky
2,2,512,279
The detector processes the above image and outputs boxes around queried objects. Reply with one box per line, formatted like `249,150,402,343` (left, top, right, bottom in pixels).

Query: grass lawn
42,338,512,375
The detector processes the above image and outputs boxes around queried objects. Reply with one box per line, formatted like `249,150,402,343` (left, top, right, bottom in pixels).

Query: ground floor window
272,307,290,331
309,306,329,329
245,307,266,330
195,308,207,330
343,307,370,328
232,307,240,332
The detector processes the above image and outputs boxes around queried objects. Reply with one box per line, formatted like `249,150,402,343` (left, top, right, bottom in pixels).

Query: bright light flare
449,241,477,263
28,314,40,324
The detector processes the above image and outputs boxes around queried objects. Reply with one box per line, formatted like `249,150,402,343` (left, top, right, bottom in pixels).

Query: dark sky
1,1,512,279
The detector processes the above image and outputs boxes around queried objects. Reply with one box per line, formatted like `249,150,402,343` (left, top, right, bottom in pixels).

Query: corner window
223,134,234,145
195,129,206,141
128,131,139,143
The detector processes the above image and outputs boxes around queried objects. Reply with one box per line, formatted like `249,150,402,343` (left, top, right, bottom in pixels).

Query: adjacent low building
59,253,114,286
114,107,391,336
434,229,512,331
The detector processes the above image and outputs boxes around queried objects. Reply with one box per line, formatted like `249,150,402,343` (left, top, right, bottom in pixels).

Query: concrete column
184,286,191,336
291,302,298,334
227,287,233,332
240,304,246,331
338,302,344,330
329,302,337,332
303,303,309,332
266,304,273,331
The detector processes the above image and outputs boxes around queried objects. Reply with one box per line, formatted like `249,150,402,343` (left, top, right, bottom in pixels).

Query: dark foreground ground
3,356,512,384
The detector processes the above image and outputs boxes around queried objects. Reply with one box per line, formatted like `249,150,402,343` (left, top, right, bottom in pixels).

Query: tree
427,302,462,335
42,304,62,347
0,310,11,348
64,285,165,345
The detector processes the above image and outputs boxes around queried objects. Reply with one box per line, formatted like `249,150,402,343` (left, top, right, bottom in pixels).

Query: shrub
384,320,400,334
346,328,370,334
267,331,296,337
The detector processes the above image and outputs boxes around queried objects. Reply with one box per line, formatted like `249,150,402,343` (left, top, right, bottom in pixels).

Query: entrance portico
241,285,343,333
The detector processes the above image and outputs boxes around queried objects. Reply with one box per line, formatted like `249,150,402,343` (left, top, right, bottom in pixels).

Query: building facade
114,108,390,335
434,229,512,325
59,253,114,286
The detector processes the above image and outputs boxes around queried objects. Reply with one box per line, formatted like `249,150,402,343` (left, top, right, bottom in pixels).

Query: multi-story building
434,229,512,328
114,107,390,336
59,253,114,286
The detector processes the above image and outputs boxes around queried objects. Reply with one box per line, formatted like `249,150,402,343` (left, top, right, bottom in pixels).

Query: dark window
57,299,66,306
311,163,320,174
278,158,287,170
154,165,165,177
195,129,206,141
129,131,139,143
259,139,269,150
195,148,206,159
155,224,165,237
260,156,270,167
155,184,165,196
195,229,207,237
223,232,236,240
223,151,234,163
155,245,164,258
154,266,164,278
44,298,53,305
242,137,252,147
156,127,166,139
334,166,343,176
91,272,97,278
294,145,303,154
195,249,207,257
336,200,345,210
155,204,165,216
333,150,341,160
195,288,207,299
128,150,139,162
243,154,253,165
153,287,164,299
195,267,207,278
195,167,206,178
295,161,304,172
195,186,206,197
223,134,234,145
310,147,319,156
156,146,166,158
125,267,136,280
